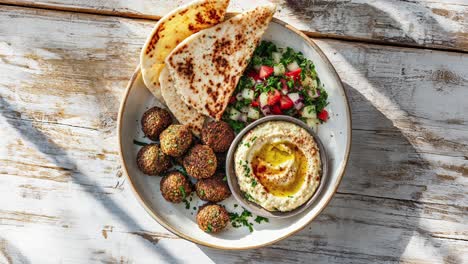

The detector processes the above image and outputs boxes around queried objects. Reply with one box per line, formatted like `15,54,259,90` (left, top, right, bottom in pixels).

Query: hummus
234,121,321,212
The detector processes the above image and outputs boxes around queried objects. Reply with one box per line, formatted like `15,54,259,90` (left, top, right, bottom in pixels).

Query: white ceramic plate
118,18,351,250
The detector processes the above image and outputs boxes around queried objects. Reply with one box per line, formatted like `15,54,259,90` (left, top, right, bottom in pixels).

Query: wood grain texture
0,4,467,264
1,0,467,52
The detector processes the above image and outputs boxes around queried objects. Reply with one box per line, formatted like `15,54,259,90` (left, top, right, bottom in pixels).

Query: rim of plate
117,17,352,250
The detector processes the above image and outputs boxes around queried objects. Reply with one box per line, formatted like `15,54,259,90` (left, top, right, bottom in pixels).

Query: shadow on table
0,237,31,264
0,96,181,264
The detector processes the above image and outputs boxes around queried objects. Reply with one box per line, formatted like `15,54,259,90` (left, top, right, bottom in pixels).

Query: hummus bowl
118,17,351,249
226,115,328,218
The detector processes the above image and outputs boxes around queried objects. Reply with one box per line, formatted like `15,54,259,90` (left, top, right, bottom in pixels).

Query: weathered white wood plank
1,0,467,51
0,4,467,264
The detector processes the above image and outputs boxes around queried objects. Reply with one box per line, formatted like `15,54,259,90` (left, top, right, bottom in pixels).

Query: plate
118,18,351,250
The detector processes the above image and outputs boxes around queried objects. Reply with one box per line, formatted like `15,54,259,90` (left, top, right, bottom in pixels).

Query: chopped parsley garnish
175,166,189,178
254,216,269,224
243,192,255,202
251,180,258,187
206,224,213,233
133,140,148,146
178,186,190,209
229,209,254,232
179,186,186,199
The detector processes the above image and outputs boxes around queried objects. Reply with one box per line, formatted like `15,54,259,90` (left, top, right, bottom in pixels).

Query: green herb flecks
254,216,269,224
133,140,148,146
206,223,213,233
251,179,258,187
229,209,254,232
179,186,187,199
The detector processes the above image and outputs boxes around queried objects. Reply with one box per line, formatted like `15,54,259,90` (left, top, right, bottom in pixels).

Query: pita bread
140,0,229,102
159,67,206,136
166,5,276,120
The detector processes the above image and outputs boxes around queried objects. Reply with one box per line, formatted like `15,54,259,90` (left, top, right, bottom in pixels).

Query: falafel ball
160,171,193,203
201,121,235,152
196,204,229,233
141,107,173,141
195,173,231,202
136,144,171,176
160,125,193,157
183,144,217,179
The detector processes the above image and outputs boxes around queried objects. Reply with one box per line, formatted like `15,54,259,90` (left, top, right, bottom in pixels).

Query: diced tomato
247,70,261,81
318,109,329,121
271,104,283,114
279,95,294,110
285,68,302,80
251,99,259,107
267,90,281,106
259,66,274,79
229,95,236,104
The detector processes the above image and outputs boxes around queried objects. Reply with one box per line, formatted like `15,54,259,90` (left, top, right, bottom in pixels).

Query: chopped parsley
206,223,213,233
179,186,186,199
251,180,258,187
178,186,190,209
133,140,148,146
229,209,254,232
254,216,269,224
243,192,255,202
175,166,189,178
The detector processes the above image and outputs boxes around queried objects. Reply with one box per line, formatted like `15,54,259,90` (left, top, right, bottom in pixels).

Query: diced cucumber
247,107,260,120
274,64,286,76
287,61,300,71
241,89,255,101
240,106,250,113
305,118,319,133
301,105,317,119
259,92,269,107
229,108,241,121
303,76,317,89
272,52,282,63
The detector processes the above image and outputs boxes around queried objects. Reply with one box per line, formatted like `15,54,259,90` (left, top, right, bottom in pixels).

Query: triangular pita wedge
165,5,276,120
140,0,230,102
159,67,206,136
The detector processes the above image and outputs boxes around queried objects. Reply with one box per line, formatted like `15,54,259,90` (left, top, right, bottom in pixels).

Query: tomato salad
223,41,330,133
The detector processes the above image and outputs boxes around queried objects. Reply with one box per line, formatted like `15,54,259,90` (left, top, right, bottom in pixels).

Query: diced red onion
294,101,304,110
261,105,271,115
239,113,248,122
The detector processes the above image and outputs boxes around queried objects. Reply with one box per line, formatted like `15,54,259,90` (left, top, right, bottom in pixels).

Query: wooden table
0,0,467,263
